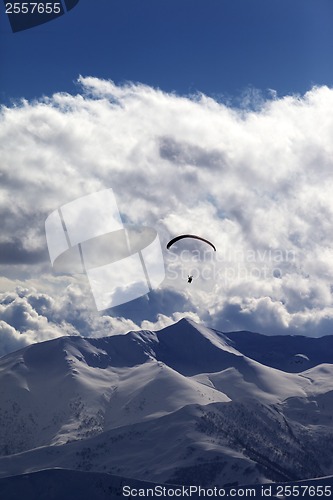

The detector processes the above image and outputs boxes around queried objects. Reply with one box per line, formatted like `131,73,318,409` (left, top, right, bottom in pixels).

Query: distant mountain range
1,318,333,498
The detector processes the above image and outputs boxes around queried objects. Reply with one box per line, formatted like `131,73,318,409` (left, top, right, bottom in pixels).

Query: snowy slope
0,331,230,454
1,468,333,500
0,318,333,491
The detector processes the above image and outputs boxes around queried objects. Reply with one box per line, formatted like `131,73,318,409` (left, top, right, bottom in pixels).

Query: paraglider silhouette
166,234,216,252
167,234,216,283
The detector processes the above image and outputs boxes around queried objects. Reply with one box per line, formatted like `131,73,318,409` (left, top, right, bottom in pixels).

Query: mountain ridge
1,317,333,493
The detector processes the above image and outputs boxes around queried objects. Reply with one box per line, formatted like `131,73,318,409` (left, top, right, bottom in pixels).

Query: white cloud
1,78,333,352
0,320,29,357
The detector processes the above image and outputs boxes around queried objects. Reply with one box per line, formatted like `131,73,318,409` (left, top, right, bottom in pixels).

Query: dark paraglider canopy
166,234,216,252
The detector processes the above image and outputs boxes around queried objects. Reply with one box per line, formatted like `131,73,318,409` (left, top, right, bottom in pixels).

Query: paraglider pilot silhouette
166,234,216,283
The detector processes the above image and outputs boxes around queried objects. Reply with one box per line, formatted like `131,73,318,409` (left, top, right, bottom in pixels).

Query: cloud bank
1,78,333,354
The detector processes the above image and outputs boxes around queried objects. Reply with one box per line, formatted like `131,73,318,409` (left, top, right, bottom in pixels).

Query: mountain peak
174,316,200,327
1,318,333,492
152,316,242,375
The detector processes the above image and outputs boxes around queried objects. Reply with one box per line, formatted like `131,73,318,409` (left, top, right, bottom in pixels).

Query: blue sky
1,0,333,103
2,0,333,351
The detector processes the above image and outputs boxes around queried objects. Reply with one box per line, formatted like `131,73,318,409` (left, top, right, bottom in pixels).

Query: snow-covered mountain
221,328,333,372
1,318,333,498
